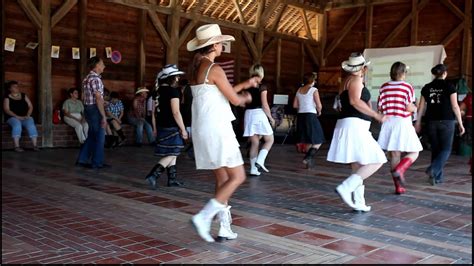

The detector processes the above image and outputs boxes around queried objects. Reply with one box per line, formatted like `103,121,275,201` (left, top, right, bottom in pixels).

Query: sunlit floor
2,144,472,264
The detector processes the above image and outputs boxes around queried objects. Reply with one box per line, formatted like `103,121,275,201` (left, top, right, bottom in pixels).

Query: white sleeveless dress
191,63,243,170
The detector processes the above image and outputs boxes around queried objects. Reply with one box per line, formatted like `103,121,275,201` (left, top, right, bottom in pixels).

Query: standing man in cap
128,87,155,147
76,56,109,169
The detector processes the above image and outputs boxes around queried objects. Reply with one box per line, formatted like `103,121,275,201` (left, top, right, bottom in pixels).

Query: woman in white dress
327,53,388,212
377,62,423,194
187,24,261,242
243,64,275,176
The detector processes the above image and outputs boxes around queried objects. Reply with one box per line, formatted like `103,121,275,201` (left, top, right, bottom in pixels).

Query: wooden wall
2,0,471,146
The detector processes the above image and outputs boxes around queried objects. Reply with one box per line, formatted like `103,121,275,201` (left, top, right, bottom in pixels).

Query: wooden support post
1,0,4,122
38,0,53,147
365,3,373,48
79,0,87,84
300,42,305,81
410,0,418,45
166,1,180,64
319,12,327,66
462,0,472,81
276,38,281,91
137,9,146,86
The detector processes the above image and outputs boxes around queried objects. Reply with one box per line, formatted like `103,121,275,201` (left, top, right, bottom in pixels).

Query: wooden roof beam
106,0,172,14
325,7,364,57
300,8,313,40
283,0,324,13
271,3,286,31
18,0,42,29
232,0,247,24
326,0,411,10
440,0,465,20
380,0,429,47
52,0,77,28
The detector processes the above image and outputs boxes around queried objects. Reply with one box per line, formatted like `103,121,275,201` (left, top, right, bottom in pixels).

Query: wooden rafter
148,10,171,46
254,0,265,27
261,0,281,23
225,7,237,20
18,0,42,29
325,7,364,58
380,0,429,48
232,0,246,24
210,0,224,17
300,9,312,39
326,0,411,10
272,3,286,31
52,0,78,28
441,22,464,45
440,0,464,19
178,0,204,46
202,0,215,14
106,0,172,14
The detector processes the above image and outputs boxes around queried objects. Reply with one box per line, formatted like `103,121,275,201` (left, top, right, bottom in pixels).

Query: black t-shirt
155,85,180,127
246,84,267,109
340,87,372,121
5,93,29,120
421,79,456,121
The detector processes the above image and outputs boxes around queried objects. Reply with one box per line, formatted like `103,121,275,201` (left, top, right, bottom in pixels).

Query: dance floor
2,144,472,264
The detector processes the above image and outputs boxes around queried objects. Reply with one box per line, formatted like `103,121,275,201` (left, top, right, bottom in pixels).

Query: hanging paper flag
105,47,112,58
72,47,80,59
26,42,39,50
4,38,16,52
222,41,231,53
51,45,60,58
90,47,96,58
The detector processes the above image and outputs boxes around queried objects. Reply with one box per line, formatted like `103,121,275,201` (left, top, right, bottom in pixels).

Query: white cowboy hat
135,87,149,95
341,53,371,73
186,24,235,52
157,64,185,80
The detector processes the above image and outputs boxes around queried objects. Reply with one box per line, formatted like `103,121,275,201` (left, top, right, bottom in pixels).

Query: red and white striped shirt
377,80,414,118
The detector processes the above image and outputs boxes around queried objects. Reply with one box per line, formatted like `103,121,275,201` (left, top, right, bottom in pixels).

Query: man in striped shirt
76,56,109,169
377,62,423,194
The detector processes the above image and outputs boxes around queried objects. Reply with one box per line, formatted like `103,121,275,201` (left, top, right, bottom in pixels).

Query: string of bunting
4,37,122,64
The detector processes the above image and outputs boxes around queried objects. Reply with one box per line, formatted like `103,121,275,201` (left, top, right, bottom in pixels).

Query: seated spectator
105,91,126,147
3,80,40,152
127,87,155,147
62,88,89,144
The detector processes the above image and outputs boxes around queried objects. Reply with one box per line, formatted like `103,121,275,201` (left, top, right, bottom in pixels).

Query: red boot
392,157,414,185
392,174,406,194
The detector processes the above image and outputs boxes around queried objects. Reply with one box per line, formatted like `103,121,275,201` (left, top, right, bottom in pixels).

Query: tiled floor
2,144,472,264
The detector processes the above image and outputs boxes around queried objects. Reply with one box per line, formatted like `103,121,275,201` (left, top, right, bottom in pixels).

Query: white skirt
327,118,387,164
243,108,273,136
377,116,423,152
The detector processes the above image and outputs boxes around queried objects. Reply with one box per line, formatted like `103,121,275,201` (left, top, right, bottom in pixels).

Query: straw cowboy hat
157,64,185,80
186,24,235,52
135,87,149,95
341,53,371,73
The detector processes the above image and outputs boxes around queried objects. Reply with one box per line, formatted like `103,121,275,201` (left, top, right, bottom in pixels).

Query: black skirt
296,113,325,144
154,127,184,156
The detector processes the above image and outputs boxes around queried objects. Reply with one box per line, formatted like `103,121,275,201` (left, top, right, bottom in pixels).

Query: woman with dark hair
63,87,89,144
293,72,324,168
187,24,260,242
3,80,40,152
243,63,275,176
145,64,187,189
415,64,465,185
327,53,388,212
377,62,423,194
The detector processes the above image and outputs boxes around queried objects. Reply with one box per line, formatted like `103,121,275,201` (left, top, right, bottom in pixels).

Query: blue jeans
128,116,154,144
77,105,105,168
7,117,38,138
427,120,455,182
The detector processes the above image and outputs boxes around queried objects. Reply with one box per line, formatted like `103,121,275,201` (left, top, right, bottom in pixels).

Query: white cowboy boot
217,206,238,241
336,174,363,209
191,199,225,242
255,149,270,173
352,185,371,212
250,158,261,176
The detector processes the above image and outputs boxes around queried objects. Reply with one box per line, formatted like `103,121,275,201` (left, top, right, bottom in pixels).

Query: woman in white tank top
293,72,325,169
